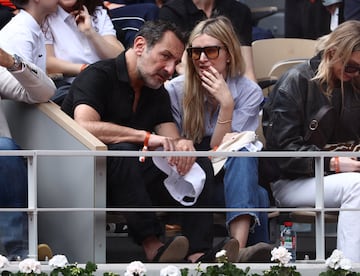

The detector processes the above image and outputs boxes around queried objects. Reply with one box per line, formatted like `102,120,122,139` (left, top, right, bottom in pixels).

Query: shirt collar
56,5,74,22
18,9,42,34
116,50,131,83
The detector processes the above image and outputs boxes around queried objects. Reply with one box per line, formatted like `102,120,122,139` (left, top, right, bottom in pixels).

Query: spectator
61,20,239,263
159,0,256,81
343,0,360,21
285,0,343,39
0,0,58,72
263,20,360,262
104,0,159,48
0,1,16,29
44,0,124,104
0,47,55,260
165,16,273,263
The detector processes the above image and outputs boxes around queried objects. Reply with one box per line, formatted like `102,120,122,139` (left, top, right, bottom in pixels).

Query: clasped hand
147,134,196,176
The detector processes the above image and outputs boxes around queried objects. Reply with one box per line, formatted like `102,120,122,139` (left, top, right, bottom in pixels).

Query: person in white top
0,47,55,260
44,0,124,104
0,0,58,72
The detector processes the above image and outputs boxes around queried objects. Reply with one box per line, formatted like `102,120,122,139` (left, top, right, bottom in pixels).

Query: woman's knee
0,137,20,150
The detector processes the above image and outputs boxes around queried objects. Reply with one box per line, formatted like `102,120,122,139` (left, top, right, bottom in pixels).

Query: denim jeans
0,137,28,260
214,148,270,246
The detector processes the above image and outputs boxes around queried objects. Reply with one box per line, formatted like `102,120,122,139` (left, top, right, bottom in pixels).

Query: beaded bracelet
139,131,151,163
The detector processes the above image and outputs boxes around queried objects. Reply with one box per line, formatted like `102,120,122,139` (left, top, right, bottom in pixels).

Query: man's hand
148,134,196,175
0,48,14,69
172,138,196,175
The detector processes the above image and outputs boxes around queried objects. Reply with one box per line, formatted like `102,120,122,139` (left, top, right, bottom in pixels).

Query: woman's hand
200,66,233,107
72,5,93,35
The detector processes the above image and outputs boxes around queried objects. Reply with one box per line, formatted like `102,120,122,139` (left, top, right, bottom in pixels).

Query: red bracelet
334,156,340,173
139,131,151,162
80,64,88,72
143,131,151,148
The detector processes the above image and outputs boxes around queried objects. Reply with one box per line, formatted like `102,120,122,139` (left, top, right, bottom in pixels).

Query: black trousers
285,0,332,39
106,142,214,255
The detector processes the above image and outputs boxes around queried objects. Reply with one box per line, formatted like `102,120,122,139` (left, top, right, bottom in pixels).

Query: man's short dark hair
134,20,186,48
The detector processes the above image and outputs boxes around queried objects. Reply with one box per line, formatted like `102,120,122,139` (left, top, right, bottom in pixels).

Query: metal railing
1,149,358,262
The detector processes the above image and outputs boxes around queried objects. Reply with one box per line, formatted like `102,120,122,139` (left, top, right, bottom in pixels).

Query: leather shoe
152,235,189,263
196,237,239,263
237,242,274,263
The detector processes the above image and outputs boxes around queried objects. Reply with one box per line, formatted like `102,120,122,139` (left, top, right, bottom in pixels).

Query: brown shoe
237,242,274,263
38,243,53,261
153,236,189,263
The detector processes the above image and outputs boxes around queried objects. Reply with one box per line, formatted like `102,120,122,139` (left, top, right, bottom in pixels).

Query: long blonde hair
182,16,245,143
314,20,360,98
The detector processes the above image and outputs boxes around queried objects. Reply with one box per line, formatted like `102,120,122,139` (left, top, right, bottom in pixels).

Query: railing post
314,156,325,261
27,153,38,260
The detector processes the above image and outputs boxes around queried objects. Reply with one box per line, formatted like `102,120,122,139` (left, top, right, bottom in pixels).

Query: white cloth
152,155,205,206
271,172,360,262
0,63,55,137
211,131,262,175
44,6,116,83
0,10,47,71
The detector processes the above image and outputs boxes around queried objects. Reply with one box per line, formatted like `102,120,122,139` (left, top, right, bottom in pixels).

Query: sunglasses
187,46,226,60
344,64,360,74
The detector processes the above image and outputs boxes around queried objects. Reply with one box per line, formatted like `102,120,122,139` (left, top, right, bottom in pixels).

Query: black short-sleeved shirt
159,0,252,46
61,51,174,134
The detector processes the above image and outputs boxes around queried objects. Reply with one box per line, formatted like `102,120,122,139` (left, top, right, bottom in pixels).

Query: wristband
139,131,151,162
334,156,340,173
80,64,88,72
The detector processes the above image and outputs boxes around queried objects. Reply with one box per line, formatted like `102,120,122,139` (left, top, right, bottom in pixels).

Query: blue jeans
0,137,28,260
215,148,270,246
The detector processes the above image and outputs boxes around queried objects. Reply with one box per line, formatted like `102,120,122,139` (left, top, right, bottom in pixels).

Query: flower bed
0,248,359,276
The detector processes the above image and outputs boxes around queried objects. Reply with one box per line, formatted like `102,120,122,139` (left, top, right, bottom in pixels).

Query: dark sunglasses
186,46,227,60
344,64,360,74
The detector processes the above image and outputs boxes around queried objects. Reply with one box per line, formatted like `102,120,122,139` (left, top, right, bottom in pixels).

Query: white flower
339,258,352,270
326,249,345,270
124,261,146,276
49,254,69,268
19,258,42,274
271,246,292,265
0,255,9,268
325,249,352,271
215,249,227,259
160,265,181,276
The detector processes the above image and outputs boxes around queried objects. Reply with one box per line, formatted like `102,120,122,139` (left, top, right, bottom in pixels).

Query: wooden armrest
37,101,107,151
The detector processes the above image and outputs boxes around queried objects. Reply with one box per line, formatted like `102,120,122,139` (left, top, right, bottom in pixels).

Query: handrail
2,149,359,262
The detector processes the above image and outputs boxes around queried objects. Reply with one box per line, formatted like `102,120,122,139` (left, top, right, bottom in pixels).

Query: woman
0,0,58,71
44,0,124,103
165,16,272,263
263,20,360,262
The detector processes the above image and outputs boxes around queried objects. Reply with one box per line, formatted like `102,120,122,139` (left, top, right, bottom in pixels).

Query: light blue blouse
165,74,264,137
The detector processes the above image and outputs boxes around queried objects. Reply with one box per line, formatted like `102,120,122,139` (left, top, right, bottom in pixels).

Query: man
159,0,256,81
0,47,55,259
61,20,239,263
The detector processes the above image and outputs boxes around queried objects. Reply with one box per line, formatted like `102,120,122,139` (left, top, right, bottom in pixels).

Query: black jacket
263,53,360,179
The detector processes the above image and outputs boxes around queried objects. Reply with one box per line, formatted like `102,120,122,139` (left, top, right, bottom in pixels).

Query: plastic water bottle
280,221,297,262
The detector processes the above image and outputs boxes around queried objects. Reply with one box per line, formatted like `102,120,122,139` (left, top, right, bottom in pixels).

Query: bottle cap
284,221,293,227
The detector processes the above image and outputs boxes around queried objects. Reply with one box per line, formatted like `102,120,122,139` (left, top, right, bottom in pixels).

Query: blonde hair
314,20,360,98
182,16,245,143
